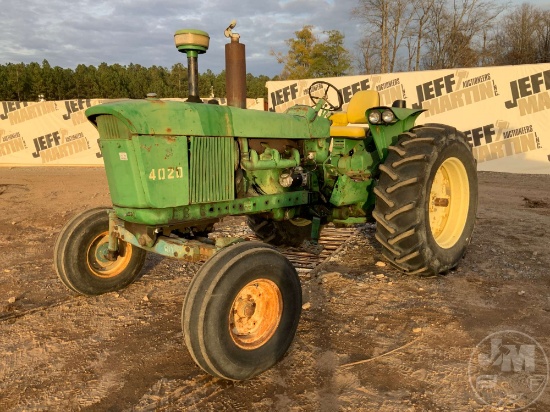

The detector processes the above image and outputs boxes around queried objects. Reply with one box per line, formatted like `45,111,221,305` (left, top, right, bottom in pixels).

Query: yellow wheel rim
428,157,470,249
229,279,283,350
86,231,133,278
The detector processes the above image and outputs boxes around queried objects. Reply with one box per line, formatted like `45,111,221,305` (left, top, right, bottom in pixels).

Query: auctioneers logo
504,69,550,116
412,70,498,117
0,101,57,125
372,75,407,107
464,121,542,163
31,128,91,163
0,130,27,157
468,330,548,410
62,99,94,126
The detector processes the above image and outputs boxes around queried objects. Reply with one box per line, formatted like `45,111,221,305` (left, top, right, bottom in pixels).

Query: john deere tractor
54,24,477,381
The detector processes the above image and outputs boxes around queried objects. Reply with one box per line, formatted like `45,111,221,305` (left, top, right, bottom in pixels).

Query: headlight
382,109,395,123
368,111,381,124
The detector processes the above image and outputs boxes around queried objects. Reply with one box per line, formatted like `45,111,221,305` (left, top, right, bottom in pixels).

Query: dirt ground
0,167,549,411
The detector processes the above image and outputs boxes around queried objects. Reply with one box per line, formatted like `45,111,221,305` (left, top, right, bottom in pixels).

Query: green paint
114,191,311,225
366,107,425,159
88,95,427,260
329,175,371,207
87,100,330,139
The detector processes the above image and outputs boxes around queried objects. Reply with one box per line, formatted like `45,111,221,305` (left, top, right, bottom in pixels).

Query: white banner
0,98,265,166
267,65,550,174
0,99,105,166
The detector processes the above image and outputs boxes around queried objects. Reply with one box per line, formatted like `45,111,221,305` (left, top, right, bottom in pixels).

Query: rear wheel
247,215,312,247
54,208,147,295
373,124,477,275
182,242,302,380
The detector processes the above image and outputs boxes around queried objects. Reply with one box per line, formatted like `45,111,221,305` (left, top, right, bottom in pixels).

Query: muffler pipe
225,21,247,109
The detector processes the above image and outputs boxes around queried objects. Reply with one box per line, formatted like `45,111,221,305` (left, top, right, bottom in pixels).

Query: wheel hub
229,279,283,350
235,298,256,318
87,232,132,278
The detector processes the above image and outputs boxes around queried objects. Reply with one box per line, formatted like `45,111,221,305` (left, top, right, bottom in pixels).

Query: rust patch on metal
199,245,217,260
433,198,449,207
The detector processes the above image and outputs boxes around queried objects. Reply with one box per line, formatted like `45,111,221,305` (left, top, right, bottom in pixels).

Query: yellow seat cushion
329,111,349,127
330,125,367,138
328,90,379,138
345,90,380,123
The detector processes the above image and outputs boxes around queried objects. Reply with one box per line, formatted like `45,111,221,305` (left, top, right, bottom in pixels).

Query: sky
0,0,549,78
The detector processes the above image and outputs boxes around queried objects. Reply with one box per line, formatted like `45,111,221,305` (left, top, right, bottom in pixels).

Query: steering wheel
307,81,344,112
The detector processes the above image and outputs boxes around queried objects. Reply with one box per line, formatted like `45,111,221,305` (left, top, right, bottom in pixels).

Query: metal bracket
310,216,321,245
106,210,119,261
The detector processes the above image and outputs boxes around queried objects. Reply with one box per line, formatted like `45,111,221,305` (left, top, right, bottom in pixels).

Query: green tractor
54,25,477,381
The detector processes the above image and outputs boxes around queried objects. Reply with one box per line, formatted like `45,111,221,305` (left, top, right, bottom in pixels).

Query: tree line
0,61,271,102
278,1,550,79
355,0,550,74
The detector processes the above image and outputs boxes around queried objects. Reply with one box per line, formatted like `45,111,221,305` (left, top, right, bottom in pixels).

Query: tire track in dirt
2,169,550,411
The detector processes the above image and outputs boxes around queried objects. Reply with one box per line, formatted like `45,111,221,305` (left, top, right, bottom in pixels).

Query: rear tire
373,124,477,275
182,242,302,380
247,215,312,247
54,208,147,295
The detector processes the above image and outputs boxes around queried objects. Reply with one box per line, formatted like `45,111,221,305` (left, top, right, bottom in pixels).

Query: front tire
54,208,147,295
182,242,302,380
373,124,477,275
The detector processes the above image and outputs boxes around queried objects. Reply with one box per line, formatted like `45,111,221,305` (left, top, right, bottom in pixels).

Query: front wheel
182,242,302,380
373,124,478,275
54,208,147,295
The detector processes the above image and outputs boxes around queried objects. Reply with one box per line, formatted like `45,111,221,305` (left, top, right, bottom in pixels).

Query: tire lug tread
373,186,395,207
385,203,415,221
386,177,419,194
379,164,398,180
395,250,420,264
388,228,416,246
372,211,397,235
388,145,406,157
391,154,426,168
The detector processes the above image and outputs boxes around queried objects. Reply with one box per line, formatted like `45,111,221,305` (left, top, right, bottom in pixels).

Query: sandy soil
0,167,549,411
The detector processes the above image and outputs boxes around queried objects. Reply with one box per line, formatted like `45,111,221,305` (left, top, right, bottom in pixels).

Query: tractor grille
96,115,131,139
189,136,235,204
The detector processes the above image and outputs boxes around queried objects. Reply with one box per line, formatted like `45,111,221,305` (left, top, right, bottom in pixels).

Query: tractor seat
329,90,380,139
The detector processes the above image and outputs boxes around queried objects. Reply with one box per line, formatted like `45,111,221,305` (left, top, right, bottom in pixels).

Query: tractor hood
86,99,329,139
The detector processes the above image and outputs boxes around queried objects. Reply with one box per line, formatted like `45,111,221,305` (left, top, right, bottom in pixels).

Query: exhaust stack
174,29,210,103
224,21,247,109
